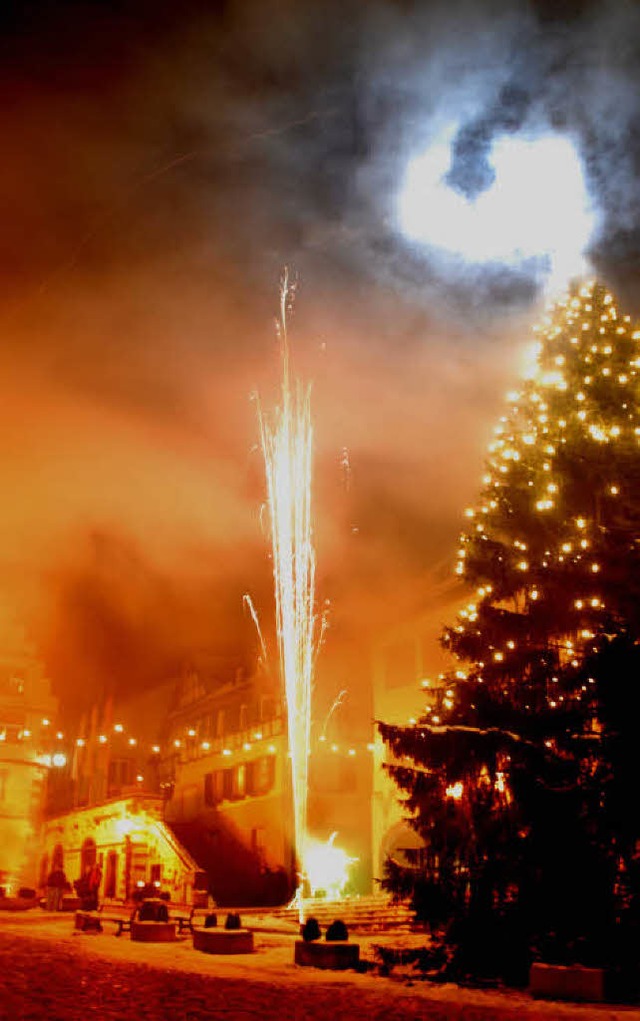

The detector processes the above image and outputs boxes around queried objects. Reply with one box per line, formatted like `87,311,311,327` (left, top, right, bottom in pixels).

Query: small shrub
326,919,348,942
224,912,242,930
204,913,218,929
301,917,321,942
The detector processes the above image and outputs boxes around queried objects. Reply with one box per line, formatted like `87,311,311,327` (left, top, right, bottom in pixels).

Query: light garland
3,714,380,764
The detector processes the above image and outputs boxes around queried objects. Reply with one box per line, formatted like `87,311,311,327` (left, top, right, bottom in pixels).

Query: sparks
258,270,316,923
320,689,348,741
304,832,358,900
242,592,269,669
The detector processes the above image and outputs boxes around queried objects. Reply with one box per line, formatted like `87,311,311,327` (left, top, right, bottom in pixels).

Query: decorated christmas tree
379,280,640,987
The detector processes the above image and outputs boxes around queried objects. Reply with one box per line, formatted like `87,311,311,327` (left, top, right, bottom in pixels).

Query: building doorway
104,851,118,899
80,837,96,876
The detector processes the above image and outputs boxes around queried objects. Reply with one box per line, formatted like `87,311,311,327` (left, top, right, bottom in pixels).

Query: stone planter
130,920,177,943
294,940,360,970
193,928,254,955
0,896,37,912
74,910,102,932
60,896,82,912
530,962,605,1002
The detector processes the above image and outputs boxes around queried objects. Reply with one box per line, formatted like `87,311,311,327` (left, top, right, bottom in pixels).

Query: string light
445,278,638,726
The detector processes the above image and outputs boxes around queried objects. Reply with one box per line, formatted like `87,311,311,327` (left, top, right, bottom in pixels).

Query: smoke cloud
1,0,639,717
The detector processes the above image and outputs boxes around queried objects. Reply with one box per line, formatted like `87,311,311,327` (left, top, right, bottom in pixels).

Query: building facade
0,619,57,896
39,653,374,906
40,793,202,905
370,576,462,884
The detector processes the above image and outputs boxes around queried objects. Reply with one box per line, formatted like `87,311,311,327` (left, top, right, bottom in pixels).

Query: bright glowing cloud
303,832,358,899
398,129,596,282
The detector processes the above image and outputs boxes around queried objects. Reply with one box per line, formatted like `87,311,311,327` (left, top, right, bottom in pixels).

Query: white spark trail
258,269,316,923
321,689,348,740
242,593,269,668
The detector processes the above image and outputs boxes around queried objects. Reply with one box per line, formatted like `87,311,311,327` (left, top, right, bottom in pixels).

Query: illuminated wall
370,577,462,884
0,618,57,894
40,793,200,904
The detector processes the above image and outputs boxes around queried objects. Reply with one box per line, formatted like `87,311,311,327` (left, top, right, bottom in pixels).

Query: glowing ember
304,833,358,900
259,270,316,922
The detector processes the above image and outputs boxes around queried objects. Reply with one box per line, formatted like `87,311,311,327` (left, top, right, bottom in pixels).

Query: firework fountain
259,271,316,922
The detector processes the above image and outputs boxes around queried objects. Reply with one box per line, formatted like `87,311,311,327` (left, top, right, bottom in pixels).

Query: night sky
1,0,640,717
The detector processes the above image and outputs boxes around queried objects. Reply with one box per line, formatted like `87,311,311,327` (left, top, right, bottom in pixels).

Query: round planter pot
530,962,605,1003
74,910,102,932
130,920,176,943
294,940,360,970
193,928,254,955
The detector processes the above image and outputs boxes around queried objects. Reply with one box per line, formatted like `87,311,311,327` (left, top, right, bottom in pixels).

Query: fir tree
380,280,640,987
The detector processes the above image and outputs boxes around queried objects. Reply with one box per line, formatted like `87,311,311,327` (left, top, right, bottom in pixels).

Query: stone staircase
253,894,416,932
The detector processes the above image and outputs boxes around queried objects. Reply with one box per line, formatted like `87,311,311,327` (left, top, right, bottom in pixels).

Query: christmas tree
379,280,640,987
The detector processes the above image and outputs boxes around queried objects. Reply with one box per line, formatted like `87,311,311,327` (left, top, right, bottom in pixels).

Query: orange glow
304,833,358,899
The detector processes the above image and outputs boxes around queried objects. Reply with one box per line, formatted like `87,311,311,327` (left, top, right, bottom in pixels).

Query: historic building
38,646,374,907
34,572,460,909
370,575,462,883
0,614,57,896
40,792,202,905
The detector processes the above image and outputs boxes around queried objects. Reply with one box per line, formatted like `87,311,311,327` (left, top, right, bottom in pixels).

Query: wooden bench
173,906,196,934
98,905,138,936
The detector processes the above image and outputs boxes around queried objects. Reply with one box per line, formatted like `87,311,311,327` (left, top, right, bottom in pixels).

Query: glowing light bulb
446,781,464,800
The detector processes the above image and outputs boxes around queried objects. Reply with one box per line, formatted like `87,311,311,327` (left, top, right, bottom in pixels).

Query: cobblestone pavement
1,919,640,1021
0,930,427,1021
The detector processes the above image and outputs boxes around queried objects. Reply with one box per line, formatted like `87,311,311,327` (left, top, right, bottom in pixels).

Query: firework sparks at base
259,270,315,923
304,832,358,900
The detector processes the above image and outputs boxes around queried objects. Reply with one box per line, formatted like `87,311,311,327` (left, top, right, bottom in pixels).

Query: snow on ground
1,910,639,1021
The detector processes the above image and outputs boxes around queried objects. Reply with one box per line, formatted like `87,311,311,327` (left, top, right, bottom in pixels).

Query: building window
235,764,246,799
105,851,118,899
222,768,235,801
247,756,276,796
204,772,224,806
219,766,246,801
239,704,248,731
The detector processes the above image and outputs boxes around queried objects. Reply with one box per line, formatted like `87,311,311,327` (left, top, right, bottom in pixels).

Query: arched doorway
104,851,118,899
80,837,96,876
52,844,64,871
